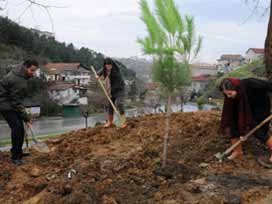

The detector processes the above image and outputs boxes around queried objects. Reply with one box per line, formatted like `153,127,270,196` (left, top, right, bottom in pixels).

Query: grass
0,132,66,148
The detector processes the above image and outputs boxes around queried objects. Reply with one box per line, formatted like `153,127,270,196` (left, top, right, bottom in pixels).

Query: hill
0,17,136,80
0,111,271,204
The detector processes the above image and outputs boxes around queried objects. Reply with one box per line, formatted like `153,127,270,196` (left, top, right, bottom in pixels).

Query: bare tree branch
0,0,66,32
240,0,269,25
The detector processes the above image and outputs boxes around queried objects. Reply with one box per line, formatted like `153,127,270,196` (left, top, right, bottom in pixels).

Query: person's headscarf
220,78,253,135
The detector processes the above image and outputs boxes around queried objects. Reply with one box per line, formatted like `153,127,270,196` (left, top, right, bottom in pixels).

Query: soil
0,111,272,204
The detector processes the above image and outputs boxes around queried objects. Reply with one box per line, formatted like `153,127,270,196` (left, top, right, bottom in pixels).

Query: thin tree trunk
265,0,272,80
162,94,172,169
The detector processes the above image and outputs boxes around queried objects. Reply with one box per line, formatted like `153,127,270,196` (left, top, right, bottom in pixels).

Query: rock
164,200,178,204
199,163,209,168
29,166,42,177
191,178,206,185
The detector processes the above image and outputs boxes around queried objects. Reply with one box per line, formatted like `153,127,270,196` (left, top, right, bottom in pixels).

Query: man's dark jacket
0,65,30,122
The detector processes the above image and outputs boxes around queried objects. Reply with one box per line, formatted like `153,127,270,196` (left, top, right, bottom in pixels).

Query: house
145,83,159,91
42,63,91,86
191,63,218,76
191,75,211,93
48,82,78,105
245,48,264,63
23,99,41,118
217,54,245,72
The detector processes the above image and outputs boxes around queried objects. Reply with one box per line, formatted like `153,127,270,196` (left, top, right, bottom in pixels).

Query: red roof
43,63,89,75
192,75,210,82
247,48,264,54
145,83,158,90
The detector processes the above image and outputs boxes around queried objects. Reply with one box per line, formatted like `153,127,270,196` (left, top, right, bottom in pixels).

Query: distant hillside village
142,47,264,111
19,46,265,118
188,47,264,93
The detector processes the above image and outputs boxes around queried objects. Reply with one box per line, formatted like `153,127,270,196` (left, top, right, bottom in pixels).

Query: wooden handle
224,114,272,156
90,66,121,118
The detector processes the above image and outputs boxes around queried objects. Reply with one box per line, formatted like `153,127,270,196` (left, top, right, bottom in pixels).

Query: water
0,103,211,140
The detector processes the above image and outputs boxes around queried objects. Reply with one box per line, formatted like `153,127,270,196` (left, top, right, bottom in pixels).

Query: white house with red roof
217,54,245,72
42,63,92,86
245,48,264,63
191,75,211,92
41,63,91,105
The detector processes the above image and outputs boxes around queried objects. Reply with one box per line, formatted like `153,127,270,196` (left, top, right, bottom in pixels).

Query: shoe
227,138,243,160
104,115,114,128
266,137,272,163
11,159,25,165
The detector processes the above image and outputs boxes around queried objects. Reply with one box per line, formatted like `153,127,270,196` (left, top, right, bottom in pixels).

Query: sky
0,0,270,63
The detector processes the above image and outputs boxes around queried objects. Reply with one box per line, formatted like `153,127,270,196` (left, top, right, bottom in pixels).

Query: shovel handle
223,114,272,156
89,65,122,118
28,126,38,144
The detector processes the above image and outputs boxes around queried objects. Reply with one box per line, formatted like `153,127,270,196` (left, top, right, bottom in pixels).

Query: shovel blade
115,115,126,127
214,152,224,162
32,142,50,153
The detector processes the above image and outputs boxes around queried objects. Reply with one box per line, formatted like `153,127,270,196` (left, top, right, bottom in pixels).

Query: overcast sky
0,0,270,63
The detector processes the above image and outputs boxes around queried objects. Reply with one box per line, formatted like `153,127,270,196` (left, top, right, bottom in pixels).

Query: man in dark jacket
96,58,127,128
0,60,39,165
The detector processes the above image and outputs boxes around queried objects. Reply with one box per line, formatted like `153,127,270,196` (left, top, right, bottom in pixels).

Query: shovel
88,65,126,127
215,114,272,162
28,126,50,153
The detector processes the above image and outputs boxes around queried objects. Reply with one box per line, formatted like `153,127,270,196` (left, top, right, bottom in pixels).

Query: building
23,99,41,118
245,48,264,63
48,83,78,105
191,75,211,93
217,54,245,73
42,63,91,86
191,63,218,76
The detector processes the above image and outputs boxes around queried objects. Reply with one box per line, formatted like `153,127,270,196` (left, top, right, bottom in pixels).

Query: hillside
117,57,152,82
0,17,136,80
0,17,139,116
0,111,272,203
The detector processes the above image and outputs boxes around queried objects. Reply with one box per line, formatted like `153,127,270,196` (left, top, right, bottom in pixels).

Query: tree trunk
265,0,272,80
180,93,184,112
162,94,172,169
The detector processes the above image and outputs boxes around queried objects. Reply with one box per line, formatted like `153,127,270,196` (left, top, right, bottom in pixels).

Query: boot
266,136,272,163
120,115,127,129
227,138,244,160
104,115,114,128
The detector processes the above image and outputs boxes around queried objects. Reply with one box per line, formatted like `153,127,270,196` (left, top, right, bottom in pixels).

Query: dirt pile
0,111,272,204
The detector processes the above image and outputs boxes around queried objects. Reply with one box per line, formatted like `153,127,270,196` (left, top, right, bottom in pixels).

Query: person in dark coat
220,77,272,161
96,58,127,128
0,60,39,165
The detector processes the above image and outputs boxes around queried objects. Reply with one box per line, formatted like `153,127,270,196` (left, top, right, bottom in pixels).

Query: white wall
245,50,264,63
